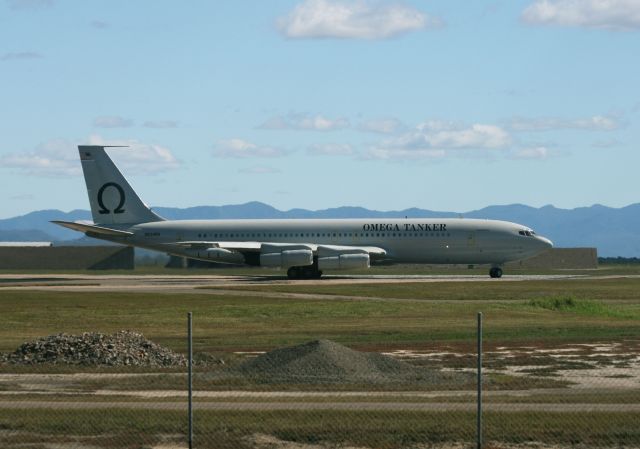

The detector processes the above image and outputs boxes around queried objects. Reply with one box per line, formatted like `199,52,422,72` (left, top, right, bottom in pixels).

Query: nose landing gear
489,267,503,278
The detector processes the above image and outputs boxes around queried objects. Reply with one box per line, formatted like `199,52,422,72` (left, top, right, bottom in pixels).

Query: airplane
53,145,553,279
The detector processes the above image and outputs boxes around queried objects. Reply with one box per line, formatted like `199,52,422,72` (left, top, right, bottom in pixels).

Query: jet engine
260,249,313,268
318,253,369,270
184,248,245,264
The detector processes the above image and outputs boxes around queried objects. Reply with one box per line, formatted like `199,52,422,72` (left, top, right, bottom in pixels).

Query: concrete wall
506,248,598,269
0,246,134,270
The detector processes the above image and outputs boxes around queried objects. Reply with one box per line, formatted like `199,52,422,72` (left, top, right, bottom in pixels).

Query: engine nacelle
318,253,370,270
260,249,313,268
184,248,245,264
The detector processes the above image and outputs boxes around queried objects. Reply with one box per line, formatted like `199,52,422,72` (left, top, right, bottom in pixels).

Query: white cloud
416,120,458,132
87,136,180,174
508,115,620,131
412,122,511,149
93,116,134,128
365,121,512,160
259,113,350,131
143,120,179,129
522,0,640,31
511,146,550,160
277,0,440,39
238,166,281,174
0,139,80,177
0,136,180,177
363,147,446,161
213,138,289,158
357,118,404,134
307,143,354,156
1,51,42,61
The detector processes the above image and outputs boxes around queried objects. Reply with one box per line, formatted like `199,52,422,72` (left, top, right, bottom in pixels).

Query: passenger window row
196,232,452,239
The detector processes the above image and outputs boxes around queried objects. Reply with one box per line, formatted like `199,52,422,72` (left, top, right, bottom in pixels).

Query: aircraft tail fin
78,145,164,225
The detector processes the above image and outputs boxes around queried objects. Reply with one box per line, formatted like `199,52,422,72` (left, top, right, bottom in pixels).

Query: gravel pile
231,339,469,386
1,331,186,367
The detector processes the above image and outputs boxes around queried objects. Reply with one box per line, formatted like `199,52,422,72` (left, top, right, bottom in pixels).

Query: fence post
188,311,193,449
477,312,483,449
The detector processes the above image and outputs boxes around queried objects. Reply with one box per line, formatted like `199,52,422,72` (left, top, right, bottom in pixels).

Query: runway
0,273,589,294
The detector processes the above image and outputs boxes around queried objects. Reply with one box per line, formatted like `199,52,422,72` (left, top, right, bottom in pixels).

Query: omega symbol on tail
97,182,126,214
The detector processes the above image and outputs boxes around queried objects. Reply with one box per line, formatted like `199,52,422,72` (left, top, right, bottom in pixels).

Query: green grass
1,276,640,447
527,295,638,319
1,409,639,448
215,277,640,302
1,279,639,355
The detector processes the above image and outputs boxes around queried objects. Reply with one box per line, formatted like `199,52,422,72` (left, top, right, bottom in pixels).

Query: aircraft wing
316,244,387,257
169,241,386,257
170,241,262,251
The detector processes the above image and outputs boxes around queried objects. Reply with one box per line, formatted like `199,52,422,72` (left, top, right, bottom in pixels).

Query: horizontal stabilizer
51,220,134,237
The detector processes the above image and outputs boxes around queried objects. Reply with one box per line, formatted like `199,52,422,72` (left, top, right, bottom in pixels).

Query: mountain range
1,202,639,257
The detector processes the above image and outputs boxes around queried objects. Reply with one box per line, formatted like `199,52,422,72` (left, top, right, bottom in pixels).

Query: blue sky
1,0,639,219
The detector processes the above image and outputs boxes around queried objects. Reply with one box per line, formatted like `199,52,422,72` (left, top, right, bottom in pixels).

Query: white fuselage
104,217,552,265
59,146,554,278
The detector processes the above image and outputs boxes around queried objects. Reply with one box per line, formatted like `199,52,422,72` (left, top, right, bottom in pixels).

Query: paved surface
0,273,590,295
0,273,622,304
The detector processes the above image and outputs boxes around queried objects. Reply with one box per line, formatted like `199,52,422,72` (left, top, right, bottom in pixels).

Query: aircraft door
467,232,476,247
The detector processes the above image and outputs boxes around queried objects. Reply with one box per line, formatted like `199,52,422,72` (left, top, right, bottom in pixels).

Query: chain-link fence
1,314,639,449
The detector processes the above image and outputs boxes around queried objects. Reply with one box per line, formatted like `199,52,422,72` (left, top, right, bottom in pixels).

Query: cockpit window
519,230,534,237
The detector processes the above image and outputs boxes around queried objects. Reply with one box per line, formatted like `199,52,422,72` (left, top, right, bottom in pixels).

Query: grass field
2,409,640,449
1,270,639,448
0,288,640,352
1,279,640,354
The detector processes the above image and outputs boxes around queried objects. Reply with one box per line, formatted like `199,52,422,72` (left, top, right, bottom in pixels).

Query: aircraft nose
538,236,553,249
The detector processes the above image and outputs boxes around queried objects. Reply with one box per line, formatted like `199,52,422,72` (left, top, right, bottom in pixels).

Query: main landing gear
287,257,323,280
287,266,323,280
489,266,503,278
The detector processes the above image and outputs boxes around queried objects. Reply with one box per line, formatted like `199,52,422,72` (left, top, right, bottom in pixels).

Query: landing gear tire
287,267,300,279
489,267,503,278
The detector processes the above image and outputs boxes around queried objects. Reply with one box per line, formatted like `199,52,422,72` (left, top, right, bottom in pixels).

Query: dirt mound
1,331,186,367
231,339,468,385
